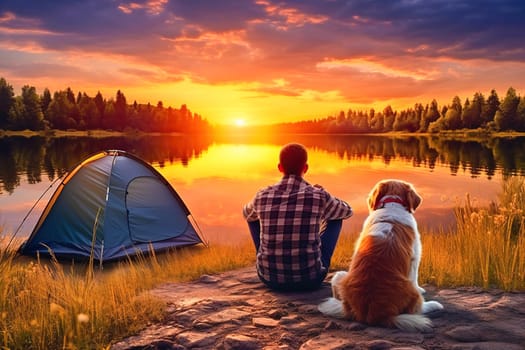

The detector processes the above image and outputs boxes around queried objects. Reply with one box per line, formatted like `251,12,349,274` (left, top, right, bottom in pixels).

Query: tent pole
99,241,104,270
7,174,64,252
189,214,209,247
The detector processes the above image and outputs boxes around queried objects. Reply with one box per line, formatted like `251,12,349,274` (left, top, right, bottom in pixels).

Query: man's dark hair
279,143,308,176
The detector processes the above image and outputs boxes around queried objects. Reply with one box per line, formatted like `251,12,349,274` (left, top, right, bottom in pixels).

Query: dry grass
0,242,254,349
419,177,525,290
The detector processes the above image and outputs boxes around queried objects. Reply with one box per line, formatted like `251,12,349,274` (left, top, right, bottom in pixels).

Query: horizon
1,1,524,126
2,78,523,129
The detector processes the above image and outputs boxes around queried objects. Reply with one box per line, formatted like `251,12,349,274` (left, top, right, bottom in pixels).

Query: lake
1,134,524,245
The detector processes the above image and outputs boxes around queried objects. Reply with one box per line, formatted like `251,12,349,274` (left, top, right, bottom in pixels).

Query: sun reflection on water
153,143,501,244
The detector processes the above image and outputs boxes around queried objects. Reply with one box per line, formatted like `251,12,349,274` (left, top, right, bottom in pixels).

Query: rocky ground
111,266,525,350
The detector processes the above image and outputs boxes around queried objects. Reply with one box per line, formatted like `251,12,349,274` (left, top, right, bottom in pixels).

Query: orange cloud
118,0,168,15
317,57,437,81
256,0,328,30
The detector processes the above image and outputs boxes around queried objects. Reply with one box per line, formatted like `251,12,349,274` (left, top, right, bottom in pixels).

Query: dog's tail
318,297,345,318
392,314,433,332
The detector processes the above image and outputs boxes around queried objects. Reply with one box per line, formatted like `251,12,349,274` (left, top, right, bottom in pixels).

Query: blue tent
19,150,206,261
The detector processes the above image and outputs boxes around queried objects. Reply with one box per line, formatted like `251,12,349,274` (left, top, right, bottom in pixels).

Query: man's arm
243,199,260,222
322,192,353,220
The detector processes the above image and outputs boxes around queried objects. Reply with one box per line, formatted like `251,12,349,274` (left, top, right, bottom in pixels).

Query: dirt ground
112,266,525,350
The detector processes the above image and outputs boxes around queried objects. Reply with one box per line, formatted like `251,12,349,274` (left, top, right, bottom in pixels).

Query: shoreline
2,128,525,139
0,129,188,138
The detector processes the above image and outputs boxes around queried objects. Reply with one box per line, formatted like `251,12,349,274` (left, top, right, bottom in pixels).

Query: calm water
1,134,524,245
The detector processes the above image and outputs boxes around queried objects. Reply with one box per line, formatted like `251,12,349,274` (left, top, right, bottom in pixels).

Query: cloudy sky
1,0,524,125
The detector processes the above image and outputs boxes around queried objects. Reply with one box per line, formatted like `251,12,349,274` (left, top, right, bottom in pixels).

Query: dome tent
19,150,206,261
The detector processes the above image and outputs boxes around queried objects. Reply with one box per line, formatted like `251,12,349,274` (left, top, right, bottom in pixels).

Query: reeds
419,177,525,290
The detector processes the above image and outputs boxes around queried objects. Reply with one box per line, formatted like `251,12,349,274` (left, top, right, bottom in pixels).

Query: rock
268,309,288,319
176,331,217,348
253,317,280,327
223,334,260,350
197,308,251,325
451,342,524,350
140,340,184,350
364,339,396,349
445,325,487,342
299,334,354,349
263,345,292,350
278,315,301,324
111,267,525,350
198,274,219,283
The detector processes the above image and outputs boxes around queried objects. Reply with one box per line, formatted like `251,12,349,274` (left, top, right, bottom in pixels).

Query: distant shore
0,129,185,138
1,128,524,139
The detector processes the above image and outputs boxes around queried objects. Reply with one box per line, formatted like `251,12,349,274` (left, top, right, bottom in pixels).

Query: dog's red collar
375,195,407,210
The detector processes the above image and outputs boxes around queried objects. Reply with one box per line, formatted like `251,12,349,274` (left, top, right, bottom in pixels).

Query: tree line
0,77,212,133
269,87,525,134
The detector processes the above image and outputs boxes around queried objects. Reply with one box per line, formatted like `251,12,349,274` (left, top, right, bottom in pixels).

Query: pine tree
115,90,127,130
442,96,462,129
46,91,76,129
94,91,105,119
41,88,52,112
21,85,44,130
0,77,15,129
494,87,519,131
515,97,525,132
8,85,44,130
419,99,440,132
462,92,484,129
482,89,500,127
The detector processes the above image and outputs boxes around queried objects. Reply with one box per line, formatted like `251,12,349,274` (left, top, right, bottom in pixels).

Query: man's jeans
247,219,343,291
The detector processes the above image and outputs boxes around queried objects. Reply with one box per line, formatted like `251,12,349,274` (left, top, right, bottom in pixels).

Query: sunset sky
1,0,524,126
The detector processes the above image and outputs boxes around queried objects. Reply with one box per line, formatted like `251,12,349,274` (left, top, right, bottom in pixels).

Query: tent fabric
19,150,206,261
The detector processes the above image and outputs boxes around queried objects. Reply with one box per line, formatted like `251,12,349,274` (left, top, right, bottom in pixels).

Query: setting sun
234,119,246,127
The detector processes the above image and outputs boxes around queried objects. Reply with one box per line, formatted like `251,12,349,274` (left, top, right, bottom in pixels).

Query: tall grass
420,177,525,290
0,242,254,349
0,176,524,348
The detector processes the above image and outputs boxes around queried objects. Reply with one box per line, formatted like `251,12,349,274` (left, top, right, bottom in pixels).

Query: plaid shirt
243,175,353,284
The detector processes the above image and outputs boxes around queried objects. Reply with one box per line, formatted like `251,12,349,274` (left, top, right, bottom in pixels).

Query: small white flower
50,302,65,315
77,313,89,323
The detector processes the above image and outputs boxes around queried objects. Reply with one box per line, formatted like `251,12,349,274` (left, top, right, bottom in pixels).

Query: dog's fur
318,179,443,332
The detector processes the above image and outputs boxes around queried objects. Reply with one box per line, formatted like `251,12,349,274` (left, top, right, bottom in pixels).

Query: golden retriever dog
318,179,443,332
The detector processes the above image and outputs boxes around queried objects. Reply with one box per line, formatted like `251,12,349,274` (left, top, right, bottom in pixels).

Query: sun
234,119,246,127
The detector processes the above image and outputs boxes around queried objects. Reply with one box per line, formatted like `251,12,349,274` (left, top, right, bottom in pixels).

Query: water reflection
1,135,525,195
0,135,212,194
1,134,524,243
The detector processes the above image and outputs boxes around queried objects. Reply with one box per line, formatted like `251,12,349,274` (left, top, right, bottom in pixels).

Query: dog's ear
368,181,385,211
405,183,422,212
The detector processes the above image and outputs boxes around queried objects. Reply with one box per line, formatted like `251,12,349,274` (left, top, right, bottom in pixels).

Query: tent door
126,176,189,243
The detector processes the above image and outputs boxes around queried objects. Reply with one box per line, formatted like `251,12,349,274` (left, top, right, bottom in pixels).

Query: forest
1,76,524,134
266,87,525,134
0,77,211,133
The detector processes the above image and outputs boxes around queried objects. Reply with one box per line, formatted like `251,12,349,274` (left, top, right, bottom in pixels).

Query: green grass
0,176,524,348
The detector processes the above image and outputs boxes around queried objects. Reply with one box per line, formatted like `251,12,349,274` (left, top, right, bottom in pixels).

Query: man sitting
243,143,353,291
